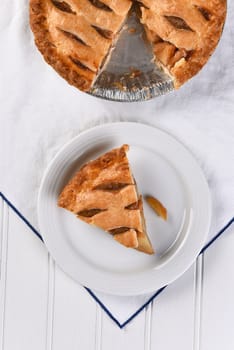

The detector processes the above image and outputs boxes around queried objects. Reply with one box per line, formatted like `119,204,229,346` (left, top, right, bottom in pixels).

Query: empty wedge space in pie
30,0,226,92
58,144,154,254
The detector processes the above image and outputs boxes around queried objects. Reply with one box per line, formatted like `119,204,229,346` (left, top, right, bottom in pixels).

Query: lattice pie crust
58,145,154,254
30,0,226,90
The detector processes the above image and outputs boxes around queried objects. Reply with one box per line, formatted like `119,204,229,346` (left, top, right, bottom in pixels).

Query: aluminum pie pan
88,11,174,102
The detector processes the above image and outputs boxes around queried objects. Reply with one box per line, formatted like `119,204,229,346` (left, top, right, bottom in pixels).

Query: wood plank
150,263,197,350
95,305,103,350
0,197,3,275
51,265,97,350
46,256,55,350
201,225,234,350
193,255,204,350
144,303,153,350
2,206,49,350
101,302,145,350
0,200,9,350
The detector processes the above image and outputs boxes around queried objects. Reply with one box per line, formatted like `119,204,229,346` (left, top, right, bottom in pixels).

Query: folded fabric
1,193,233,328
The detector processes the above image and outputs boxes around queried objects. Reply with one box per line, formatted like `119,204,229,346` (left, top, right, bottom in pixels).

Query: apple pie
30,0,226,91
58,144,154,254
139,0,226,88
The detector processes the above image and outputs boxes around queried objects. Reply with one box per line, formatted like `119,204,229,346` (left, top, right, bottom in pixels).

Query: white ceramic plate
38,123,211,296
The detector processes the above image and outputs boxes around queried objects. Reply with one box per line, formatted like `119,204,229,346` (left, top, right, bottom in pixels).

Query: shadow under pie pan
29,0,227,102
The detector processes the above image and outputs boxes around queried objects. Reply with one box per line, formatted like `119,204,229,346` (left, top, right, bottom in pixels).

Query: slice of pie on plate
58,144,154,254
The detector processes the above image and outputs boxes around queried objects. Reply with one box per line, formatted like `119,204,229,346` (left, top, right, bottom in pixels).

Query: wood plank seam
95,305,103,350
144,302,153,350
0,201,9,350
193,255,204,350
46,255,55,350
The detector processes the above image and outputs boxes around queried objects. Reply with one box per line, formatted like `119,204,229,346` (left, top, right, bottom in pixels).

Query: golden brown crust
30,0,92,91
140,0,227,88
58,144,131,211
29,0,131,92
58,145,154,254
114,229,139,248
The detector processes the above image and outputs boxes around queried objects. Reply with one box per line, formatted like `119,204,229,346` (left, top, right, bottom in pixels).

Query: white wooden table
0,195,234,350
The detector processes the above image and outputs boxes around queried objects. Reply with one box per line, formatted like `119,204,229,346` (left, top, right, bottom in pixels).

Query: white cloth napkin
1,0,234,326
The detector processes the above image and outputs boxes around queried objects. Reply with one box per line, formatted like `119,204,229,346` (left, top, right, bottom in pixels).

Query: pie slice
30,0,132,91
58,144,154,254
139,0,226,88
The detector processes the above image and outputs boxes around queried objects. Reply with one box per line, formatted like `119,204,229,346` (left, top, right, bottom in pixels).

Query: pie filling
30,0,226,91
